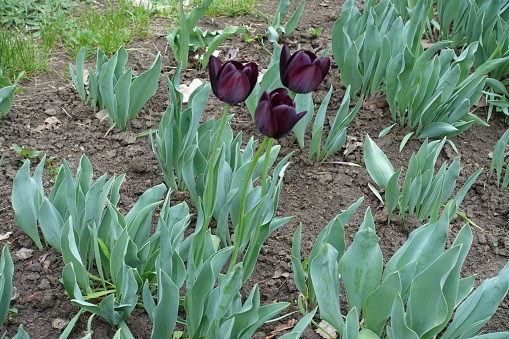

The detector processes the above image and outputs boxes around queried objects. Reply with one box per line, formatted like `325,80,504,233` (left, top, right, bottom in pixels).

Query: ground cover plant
0,0,508,338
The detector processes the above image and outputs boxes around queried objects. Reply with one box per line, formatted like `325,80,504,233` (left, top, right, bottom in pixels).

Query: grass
0,28,48,79
65,0,151,57
0,0,259,79
150,0,260,20
203,0,259,17
0,0,152,79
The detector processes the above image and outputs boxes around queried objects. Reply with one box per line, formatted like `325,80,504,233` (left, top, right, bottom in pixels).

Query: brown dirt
0,0,508,338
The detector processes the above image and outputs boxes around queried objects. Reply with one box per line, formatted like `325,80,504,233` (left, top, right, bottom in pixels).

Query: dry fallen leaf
95,109,109,121
273,318,297,332
33,116,62,133
15,248,34,260
0,231,12,241
316,320,338,338
363,92,388,112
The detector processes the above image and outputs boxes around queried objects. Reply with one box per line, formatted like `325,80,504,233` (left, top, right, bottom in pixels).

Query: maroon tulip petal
270,88,288,106
286,65,323,94
280,44,291,80
209,55,222,98
218,62,238,80
271,105,296,139
286,51,314,76
243,62,259,92
255,99,278,138
314,57,331,79
217,69,251,104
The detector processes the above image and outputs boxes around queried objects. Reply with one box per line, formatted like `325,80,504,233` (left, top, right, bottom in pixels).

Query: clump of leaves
11,144,41,163
309,27,322,38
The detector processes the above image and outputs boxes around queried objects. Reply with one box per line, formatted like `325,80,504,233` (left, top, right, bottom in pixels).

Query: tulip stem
229,136,270,272
261,137,274,197
205,103,230,220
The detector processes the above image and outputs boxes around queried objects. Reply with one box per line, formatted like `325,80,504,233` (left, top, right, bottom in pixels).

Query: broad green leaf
309,86,334,160
387,295,419,339
441,262,509,338
283,1,306,37
291,224,306,295
12,159,45,250
364,135,395,188
342,42,363,97
309,244,343,333
151,271,179,338
128,53,162,120
362,271,402,335
69,47,87,101
201,26,246,68
39,198,64,251
0,246,14,325
293,92,314,148
113,68,132,130
187,0,215,29
12,325,30,339
385,169,401,221
338,208,383,312
407,246,461,337
344,307,359,339
418,122,458,139
383,215,449,294
490,128,509,187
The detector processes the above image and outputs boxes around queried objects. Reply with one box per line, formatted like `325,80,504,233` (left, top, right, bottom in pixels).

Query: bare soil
0,0,508,338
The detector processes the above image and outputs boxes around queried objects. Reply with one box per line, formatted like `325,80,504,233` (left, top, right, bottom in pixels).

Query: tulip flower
280,43,330,94
208,55,258,104
255,88,308,139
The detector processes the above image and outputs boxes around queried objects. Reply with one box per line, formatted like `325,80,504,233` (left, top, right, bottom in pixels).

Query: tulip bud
208,55,258,104
255,88,307,139
280,43,330,94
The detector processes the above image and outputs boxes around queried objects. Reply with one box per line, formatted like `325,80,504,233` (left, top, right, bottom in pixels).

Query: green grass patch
0,28,48,79
151,0,260,20
65,0,151,57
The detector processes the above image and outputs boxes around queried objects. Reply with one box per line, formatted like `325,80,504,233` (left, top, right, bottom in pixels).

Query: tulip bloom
209,55,258,104
280,43,330,94
255,88,307,139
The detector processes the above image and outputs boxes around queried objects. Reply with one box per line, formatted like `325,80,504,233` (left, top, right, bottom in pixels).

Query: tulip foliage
490,128,509,190
364,136,482,223
0,70,17,118
266,0,306,43
332,0,430,98
0,246,13,327
16,0,509,336
70,46,162,131
11,155,291,338
167,0,245,70
293,200,509,338
434,0,509,79
385,42,509,140
150,65,228,191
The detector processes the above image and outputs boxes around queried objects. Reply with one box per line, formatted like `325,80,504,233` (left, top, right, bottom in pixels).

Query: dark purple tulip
280,43,330,94
255,88,308,139
209,55,258,104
